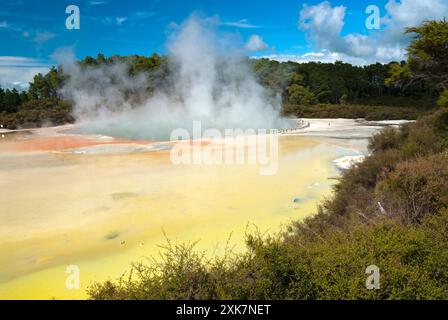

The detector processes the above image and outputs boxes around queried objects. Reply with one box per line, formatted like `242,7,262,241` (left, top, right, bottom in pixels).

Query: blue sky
1,0,447,88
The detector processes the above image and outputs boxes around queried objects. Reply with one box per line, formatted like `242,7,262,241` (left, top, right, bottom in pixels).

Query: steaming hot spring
0,16,396,299
0,116,387,300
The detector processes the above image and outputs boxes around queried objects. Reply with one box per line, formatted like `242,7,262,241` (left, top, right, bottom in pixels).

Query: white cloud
299,1,346,51
95,11,155,26
167,21,179,30
260,50,370,66
381,0,448,46
297,0,448,64
0,21,9,28
0,56,50,89
116,17,127,25
90,1,108,5
132,11,155,20
32,31,56,46
245,34,268,51
222,19,261,28
385,0,447,29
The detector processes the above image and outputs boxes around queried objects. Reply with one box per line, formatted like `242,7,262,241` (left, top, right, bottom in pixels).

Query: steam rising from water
59,16,288,141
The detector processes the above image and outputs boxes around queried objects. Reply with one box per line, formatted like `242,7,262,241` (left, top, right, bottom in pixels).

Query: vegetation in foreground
88,108,448,300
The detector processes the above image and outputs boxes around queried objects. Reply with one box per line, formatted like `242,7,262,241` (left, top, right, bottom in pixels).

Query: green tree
286,73,315,106
2,88,20,112
0,87,5,112
406,20,448,87
386,20,448,102
340,93,348,104
28,67,64,100
385,62,411,88
28,73,46,100
287,84,315,106
437,87,448,107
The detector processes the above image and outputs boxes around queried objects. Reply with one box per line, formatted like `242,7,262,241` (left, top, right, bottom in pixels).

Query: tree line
1,20,447,129
253,59,438,108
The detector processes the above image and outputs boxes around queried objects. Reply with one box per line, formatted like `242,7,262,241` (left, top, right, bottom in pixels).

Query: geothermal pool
0,119,392,299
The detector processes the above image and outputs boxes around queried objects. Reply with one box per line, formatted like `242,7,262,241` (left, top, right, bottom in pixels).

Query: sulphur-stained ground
0,119,400,299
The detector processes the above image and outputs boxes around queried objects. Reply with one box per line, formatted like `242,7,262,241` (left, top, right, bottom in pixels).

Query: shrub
376,153,448,223
88,216,448,300
0,101,74,129
88,241,221,300
368,127,403,153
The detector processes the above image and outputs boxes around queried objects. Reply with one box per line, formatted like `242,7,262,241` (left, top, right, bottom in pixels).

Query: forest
1,20,445,129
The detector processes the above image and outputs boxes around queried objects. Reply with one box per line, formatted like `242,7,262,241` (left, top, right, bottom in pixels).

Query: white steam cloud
57,16,288,141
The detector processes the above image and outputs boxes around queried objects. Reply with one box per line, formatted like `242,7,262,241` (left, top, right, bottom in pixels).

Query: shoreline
0,133,336,299
0,118,410,159
0,117,410,299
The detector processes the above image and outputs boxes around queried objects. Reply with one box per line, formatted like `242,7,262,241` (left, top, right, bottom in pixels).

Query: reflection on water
0,120,387,299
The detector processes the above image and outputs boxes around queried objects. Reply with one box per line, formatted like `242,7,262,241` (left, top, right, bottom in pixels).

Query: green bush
0,99,73,129
368,127,403,153
376,153,448,223
88,216,448,300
